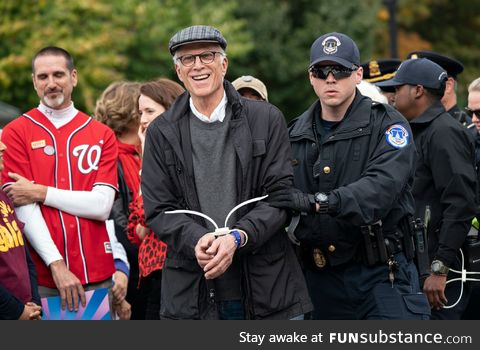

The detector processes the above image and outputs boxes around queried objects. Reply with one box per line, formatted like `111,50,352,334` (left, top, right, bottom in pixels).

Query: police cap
377,58,448,90
310,32,360,69
406,51,463,79
361,59,402,84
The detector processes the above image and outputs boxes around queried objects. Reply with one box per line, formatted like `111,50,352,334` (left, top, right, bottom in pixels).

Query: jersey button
328,245,336,253
323,166,331,174
60,178,66,182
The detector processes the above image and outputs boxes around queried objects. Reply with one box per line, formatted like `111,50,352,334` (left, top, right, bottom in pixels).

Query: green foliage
0,0,248,114
1,0,478,118
232,0,381,119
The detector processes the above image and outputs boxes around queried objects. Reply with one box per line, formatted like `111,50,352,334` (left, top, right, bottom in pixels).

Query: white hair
357,80,388,104
468,77,480,93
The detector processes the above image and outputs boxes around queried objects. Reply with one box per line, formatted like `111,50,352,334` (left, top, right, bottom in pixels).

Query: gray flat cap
169,25,227,55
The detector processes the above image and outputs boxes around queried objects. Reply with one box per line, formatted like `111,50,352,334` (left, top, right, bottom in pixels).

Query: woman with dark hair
128,78,184,319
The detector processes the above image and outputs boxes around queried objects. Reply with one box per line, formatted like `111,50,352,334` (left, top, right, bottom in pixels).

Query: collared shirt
189,92,227,123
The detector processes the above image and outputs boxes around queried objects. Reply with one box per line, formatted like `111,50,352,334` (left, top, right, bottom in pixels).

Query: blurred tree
1,0,476,118
374,0,480,106
233,0,381,120
0,0,248,114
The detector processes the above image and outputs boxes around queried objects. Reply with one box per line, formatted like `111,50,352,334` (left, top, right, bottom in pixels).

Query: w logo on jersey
73,144,102,174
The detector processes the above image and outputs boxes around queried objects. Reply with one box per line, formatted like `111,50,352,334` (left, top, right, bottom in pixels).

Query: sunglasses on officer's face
310,65,358,80
465,107,480,118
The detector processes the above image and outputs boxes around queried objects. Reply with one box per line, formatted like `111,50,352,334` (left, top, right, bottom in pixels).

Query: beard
43,92,65,109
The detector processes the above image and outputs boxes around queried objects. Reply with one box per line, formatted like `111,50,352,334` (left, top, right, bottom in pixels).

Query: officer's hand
423,274,448,310
267,187,315,213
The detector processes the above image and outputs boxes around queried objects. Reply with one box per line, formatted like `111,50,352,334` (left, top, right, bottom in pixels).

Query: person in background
127,78,184,319
462,77,480,320
361,59,401,105
267,32,430,319
379,58,476,319
94,81,145,319
142,25,312,319
357,80,388,104
406,51,471,126
0,137,42,320
1,46,120,317
232,75,268,101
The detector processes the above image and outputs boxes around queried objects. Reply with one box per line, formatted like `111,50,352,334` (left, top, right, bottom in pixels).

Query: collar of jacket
290,89,371,140
160,80,244,124
410,101,445,125
151,79,246,171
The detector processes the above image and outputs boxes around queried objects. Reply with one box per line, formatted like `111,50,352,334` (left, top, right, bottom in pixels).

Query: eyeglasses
310,65,357,80
465,107,480,118
176,51,222,67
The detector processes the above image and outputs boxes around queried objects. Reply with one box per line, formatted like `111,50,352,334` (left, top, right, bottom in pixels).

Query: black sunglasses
310,65,357,80
465,107,480,118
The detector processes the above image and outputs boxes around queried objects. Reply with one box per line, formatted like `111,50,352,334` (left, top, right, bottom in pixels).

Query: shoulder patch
385,124,409,148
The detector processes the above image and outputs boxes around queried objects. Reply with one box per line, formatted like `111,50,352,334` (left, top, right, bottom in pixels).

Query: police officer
361,59,401,105
407,51,471,126
267,32,431,320
379,58,477,319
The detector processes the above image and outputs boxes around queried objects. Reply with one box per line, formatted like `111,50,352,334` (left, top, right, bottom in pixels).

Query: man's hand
113,299,131,320
195,234,215,269
111,271,128,304
267,187,316,213
423,274,448,310
49,260,86,311
202,234,237,280
4,172,48,205
19,302,42,320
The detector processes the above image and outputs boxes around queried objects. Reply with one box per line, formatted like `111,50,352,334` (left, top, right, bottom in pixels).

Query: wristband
230,229,242,248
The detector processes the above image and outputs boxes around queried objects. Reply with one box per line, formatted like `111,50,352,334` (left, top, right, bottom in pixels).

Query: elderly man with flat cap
267,32,430,319
141,25,312,320
380,58,477,320
407,51,471,126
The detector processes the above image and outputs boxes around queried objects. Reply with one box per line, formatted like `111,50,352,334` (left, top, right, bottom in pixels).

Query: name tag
31,140,46,149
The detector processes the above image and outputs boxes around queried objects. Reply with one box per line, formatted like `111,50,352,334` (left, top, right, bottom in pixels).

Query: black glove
266,187,316,213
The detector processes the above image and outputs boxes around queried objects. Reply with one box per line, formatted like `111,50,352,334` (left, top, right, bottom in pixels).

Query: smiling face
32,54,77,110
174,42,227,106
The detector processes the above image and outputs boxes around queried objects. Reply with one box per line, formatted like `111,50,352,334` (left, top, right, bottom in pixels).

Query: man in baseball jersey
1,46,123,313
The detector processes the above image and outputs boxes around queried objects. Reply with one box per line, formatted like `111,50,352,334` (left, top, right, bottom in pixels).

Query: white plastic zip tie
165,195,268,233
443,248,480,309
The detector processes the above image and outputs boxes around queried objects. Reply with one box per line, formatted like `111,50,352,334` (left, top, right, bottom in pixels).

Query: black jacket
289,91,416,266
142,81,312,319
410,101,476,266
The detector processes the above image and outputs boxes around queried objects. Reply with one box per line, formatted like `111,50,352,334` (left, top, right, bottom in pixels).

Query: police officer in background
379,58,477,319
267,32,431,319
361,59,401,105
407,51,471,126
